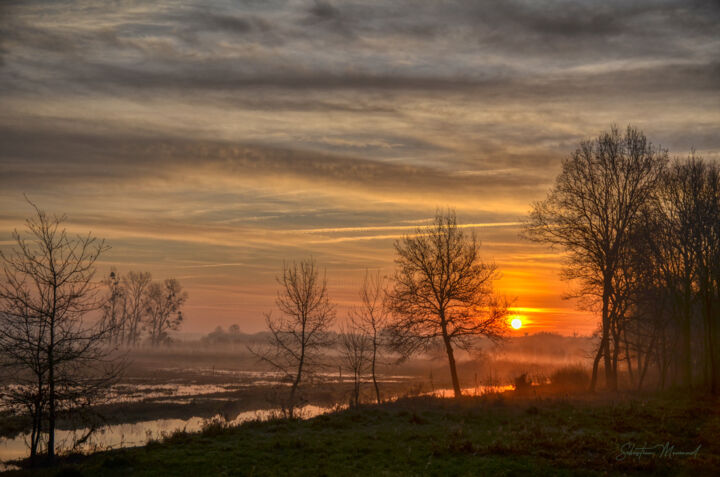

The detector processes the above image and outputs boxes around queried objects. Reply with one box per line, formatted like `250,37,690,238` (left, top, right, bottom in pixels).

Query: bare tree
121,271,152,347
348,270,389,403
338,321,370,407
387,210,509,398
100,268,126,345
144,278,187,346
251,259,335,418
524,125,667,392
0,203,121,463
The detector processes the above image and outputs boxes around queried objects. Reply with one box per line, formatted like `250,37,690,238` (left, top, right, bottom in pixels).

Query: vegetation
2,125,719,473
0,203,121,463
100,269,187,347
525,125,720,394
524,125,668,391
249,259,336,418
387,211,510,398
8,391,718,476
347,270,390,404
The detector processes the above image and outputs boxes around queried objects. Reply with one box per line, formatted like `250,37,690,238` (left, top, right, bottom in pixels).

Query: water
0,382,514,468
425,384,515,398
0,404,334,467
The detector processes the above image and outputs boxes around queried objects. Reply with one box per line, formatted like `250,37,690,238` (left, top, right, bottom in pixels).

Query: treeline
526,125,720,392
101,269,187,347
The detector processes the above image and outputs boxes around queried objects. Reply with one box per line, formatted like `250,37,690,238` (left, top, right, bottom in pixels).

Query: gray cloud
3,0,718,97
0,126,548,197
1,0,718,332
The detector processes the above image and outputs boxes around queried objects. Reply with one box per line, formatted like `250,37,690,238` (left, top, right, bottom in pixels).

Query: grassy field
7,390,719,477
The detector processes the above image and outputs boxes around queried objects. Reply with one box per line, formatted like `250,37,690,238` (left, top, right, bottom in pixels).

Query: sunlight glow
511,317,523,330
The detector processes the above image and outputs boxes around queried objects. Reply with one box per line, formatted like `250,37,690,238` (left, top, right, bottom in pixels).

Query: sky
1,0,718,335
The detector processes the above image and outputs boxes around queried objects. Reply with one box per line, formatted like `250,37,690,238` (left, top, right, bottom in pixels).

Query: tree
348,270,389,403
667,157,720,393
0,203,121,462
251,259,335,418
387,210,509,398
524,125,667,391
100,268,126,345
144,278,187,346
121,271,152,347
338,321,370,407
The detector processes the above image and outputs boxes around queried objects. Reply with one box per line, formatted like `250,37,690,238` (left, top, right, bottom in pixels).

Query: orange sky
0,203,596,335
1,0,717,336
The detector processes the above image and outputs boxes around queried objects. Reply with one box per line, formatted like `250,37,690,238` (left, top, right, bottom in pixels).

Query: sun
511,317,523,330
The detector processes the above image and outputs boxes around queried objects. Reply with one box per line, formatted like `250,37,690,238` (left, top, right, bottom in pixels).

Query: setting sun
511,317,523,329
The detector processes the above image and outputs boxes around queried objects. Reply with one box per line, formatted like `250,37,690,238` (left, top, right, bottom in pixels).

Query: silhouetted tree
122,271,152,347
524,125,667,391
101,268,126,345
251,259,335,418
348,270,390,403
617,154,720,392
0,203,121,463
338,321,370,407
144,278,187,346
387,210,509,398
664,157,720,392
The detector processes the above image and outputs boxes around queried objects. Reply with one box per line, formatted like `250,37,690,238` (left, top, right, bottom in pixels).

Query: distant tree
387,210,509,398
121,271,152,347
144,278,187,346
251,259,335,418
0,203,121,463
101,268,126,345
338,321,370,407
348,270,390,403
524,125,667,392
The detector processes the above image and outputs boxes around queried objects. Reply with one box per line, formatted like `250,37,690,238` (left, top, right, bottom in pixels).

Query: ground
6,390,719,476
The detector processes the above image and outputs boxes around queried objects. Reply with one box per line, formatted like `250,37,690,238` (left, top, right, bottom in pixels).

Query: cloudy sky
1,0,718,335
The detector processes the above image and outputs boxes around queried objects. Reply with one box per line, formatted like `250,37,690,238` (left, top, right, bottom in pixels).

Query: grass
5,390,719,476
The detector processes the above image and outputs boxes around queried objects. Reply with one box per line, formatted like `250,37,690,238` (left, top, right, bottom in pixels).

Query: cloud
0,0,718,333
0,125,550,206
308,1,340,21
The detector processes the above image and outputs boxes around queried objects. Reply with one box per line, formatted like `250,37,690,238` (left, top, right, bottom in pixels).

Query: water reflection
424,384,515,398
0,404,334,466
0,384,512,467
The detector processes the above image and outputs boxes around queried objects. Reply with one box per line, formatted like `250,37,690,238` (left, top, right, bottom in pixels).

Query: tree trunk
602,276,616,391
682,285,693,387
706,293,718,394
288,352,304,419
353,371,360,407
30,401,40,462
590,343,603,392
48,290,56,461
639,327,657,391
611,322,620,389
441,328,461,398
592,273,615,391
371,337,381,404
624,329,634,387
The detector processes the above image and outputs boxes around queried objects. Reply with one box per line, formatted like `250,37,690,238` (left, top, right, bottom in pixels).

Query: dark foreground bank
5,391,719,476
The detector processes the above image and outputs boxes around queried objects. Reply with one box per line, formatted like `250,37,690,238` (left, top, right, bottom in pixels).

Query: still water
0,404,333,467
0,384,512,468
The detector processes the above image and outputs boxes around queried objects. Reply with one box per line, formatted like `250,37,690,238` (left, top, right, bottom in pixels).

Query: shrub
549,365,590,392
